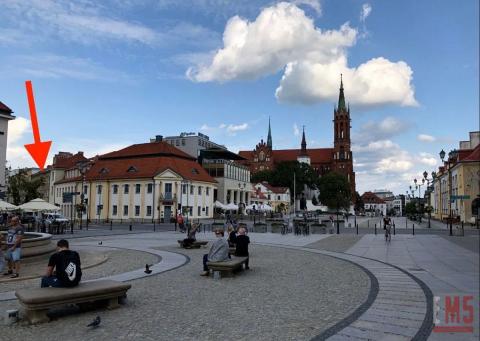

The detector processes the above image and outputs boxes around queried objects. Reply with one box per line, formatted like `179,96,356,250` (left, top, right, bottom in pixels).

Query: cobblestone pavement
305,235,363,252
0,243,370,341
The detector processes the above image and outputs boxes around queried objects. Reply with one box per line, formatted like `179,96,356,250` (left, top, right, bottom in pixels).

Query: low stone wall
0,232,56,258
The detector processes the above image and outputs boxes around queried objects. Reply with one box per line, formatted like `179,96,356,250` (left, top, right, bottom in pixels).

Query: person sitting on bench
183,223,199,248
201,229,229,276
41,239,82,288
235,227,250,270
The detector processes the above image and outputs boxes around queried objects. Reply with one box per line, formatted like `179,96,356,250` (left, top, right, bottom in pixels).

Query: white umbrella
18,198,60,212
245,204,256,210
0,200,18,211
259,204,273,211
214,200,226,209
224,203,239,210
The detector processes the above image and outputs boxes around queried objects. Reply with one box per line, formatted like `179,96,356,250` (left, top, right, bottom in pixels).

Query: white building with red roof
51,141,217,223
252,181,290,213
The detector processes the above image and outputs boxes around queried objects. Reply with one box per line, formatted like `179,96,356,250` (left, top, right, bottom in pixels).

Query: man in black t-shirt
41,239,82,288
235,227,250,270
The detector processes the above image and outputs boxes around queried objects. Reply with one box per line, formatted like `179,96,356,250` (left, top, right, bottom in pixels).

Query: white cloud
293,123,300,136
1,0,156,45
354,116,410,143
1,54,132,82
226,123,248,135
418,152,438,167
360,3,372,22
188,2,417,108
417,134,436,142
6,117,35,169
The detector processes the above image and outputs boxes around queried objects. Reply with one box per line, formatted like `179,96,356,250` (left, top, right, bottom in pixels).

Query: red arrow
24,80,52,171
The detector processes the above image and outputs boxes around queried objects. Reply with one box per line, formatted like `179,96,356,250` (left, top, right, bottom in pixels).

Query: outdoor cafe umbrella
0,200,18,211
214,200,226,209
224,203,239,211
18,198,60,212
260,204,273,211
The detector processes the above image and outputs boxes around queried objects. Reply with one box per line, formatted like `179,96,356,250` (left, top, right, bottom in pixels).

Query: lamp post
423,171,434,228
77,161,89,230
440,149,458,236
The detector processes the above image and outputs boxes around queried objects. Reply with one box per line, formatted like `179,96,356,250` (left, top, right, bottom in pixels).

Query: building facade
252,182,290,213
0,101,15,199
52,141,217,223
156,132,226,158
362,191,387,216
432,132,480,224
239,76,356,196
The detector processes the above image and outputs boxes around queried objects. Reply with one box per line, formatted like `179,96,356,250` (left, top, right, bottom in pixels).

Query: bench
177,240,208,249
207,257,248,279
15,280,131,324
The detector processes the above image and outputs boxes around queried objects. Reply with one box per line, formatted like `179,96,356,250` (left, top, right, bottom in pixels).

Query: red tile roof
239,148,333,164
55,176,83,185
0,101,13,114
259,182,289,194
53,152,88,169
462,144,480,162
85,155,216,183
361,191,386,204
100,141,194,160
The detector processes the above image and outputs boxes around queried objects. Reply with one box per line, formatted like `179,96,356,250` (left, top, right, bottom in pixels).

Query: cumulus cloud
292,0,322,15
360,3,372,22
200,122,248,135
188,2,417,108
6,117,35,168
417,134,436,142
226,123,248,134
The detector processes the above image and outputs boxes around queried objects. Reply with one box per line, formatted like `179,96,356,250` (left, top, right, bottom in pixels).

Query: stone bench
15,280,131,324
207,257,248,279
177,240,208,249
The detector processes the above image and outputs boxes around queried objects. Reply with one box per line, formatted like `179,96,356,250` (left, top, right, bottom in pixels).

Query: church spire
338,73,346,112
267,116,272,148
301,125,307,154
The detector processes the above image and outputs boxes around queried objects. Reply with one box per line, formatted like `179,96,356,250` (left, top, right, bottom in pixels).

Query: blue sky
0,0,478,194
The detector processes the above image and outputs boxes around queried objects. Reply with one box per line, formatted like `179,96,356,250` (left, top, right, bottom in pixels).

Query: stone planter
253,224,267,233
270,224,284,234
1,232,55,258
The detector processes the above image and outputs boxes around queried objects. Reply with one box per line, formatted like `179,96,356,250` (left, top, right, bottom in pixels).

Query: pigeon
87,316,101,328
144,264,152,274
98,241,102,245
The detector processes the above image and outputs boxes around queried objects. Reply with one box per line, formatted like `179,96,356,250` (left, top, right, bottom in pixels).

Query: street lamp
76,161,89,230
440,149,458,236
423,171,433,228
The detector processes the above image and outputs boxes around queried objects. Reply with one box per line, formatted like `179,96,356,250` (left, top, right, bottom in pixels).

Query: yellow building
433,144,479,224
53,141,217,223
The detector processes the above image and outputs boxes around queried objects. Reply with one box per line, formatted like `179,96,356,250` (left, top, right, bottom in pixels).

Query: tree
251,170,274,184
405,202,417,216
354,191,364,213
318,172,351,212
7,169,44,205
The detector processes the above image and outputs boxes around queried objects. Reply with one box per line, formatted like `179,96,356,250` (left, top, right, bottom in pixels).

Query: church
238,76,356,196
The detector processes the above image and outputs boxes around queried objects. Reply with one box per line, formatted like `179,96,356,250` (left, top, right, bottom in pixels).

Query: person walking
3,216,24,278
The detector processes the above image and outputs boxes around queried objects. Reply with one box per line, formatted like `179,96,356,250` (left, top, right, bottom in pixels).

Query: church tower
297,126,311,165
333,75,356,195
267,116,272,149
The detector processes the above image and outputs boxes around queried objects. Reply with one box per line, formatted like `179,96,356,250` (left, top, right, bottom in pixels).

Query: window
127,166,137,173
135,184,141,194
198,206,201,216
206,206,209,216
113,205,117,215
278,195,281,200
181,139,185,146
83,185,88,194
182,184,187,194
135,205,140,216
97,185,102,194
124,184,129,194
146,206,152,216
113,185,118,194
123,205,128,215
147,183,153,193
259,151,265,161
164,183,172,193
190,185,194,195
96,205,101,215
206,187,210,196
198,186,202,195
176,139,179,146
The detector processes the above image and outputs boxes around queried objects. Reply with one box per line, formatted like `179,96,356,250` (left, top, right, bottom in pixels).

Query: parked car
44,213,69,225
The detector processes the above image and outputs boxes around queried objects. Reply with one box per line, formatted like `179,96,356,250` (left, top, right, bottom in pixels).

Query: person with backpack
41,239,82,288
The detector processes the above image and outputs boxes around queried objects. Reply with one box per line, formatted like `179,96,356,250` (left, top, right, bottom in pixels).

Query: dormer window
191,168,199,175
99,168,109,174
127,166,138,173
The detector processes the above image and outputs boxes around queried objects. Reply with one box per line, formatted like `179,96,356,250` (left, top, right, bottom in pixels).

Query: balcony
160,192,177,202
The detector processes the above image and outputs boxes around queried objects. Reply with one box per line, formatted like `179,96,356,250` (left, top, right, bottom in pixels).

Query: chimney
155,135,163,142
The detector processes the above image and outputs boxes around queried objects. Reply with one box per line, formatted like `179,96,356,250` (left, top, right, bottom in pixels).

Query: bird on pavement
144,264,152,274
87,316,101,328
